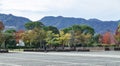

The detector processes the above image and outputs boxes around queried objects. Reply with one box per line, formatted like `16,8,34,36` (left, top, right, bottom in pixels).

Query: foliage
4,33,15,48
25,21,44,30
58,31,71,47
21,28,46,48
43,26,59,34
74,31,92,47
0,32,15,48
45,31,59,47
5,29,16,33
3,19,120,49
33,28,46,47
15,30,24,43
0,21,4,32
63,24,95,35
63,25,94,47
115,35,120,44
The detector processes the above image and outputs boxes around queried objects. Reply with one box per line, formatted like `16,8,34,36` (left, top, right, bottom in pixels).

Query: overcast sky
0,0,120,21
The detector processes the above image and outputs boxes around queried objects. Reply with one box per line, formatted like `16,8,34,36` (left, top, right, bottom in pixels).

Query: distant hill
40,16,120,34
0,13,31,30
0,13,119,34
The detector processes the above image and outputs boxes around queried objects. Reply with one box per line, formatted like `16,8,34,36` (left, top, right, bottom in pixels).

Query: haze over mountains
0,13,119,34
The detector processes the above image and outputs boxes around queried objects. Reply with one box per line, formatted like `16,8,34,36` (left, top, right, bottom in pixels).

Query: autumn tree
21,31,31,47
63,25,94,47
0,21,4,32
115,22,120,45
33,28,46,48
102,31,117,45
58,31,71,49
45,31,60,49
71,30,92,47
15,30,25,43
0,21,5,48
45,31,54,47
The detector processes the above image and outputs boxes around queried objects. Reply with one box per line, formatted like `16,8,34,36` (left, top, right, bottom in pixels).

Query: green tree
0,33,5,48
43,26,59,34
5,29,16,33
0,33,15,48
63,24,94,35
90,34,101,47
25,21,44,30
80,25,95,35
4,29,16,48
33,28,47,48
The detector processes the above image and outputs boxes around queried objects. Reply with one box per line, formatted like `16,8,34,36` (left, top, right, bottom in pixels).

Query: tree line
0,21,120,49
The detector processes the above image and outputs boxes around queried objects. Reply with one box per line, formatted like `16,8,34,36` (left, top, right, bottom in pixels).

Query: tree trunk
43,43,47,52
39,40,42,49
73,43,76,50
2,41,5,49
62,44,65,50
30,41,32,47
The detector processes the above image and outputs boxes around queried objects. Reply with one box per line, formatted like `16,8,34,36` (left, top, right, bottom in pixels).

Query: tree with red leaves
0,21,4,32
102,31,117,44
15,30,25,43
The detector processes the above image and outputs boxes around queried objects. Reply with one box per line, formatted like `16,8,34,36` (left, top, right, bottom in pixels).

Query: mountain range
40,16,119,34
0,13,119,34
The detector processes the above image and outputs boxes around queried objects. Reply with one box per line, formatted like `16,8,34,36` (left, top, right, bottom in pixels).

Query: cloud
0,0,74,11
0,0,76,20
0,0,120,21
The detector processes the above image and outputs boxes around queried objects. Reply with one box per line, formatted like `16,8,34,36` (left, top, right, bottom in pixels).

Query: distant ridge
39,16,119,34
0,13,31,30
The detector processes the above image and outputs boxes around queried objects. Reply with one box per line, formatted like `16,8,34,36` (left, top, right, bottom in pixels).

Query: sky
0,0,120,21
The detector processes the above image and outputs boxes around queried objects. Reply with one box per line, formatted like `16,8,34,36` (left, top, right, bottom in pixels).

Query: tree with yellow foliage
59,31,71,49
45,31,60,49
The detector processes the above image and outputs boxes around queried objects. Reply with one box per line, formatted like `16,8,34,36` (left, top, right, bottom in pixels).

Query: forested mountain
0,13,31,30
40,16,119,33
